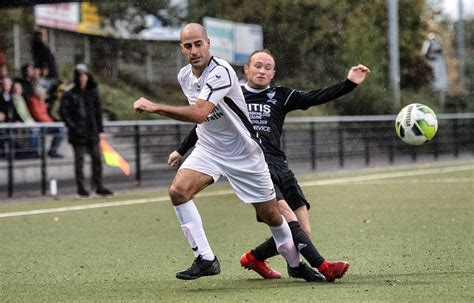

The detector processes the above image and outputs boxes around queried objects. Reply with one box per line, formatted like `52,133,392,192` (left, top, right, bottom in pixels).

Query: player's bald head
247,49,275,67
179,23,211,75
180,23,208,42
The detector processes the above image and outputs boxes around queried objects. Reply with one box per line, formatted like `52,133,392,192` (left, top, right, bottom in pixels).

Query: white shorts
179,146,276,203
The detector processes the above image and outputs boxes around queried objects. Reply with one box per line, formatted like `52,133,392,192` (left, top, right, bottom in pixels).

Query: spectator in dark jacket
16,64,35,102
60,64,113,198
1,77,23,158
0,77,21,123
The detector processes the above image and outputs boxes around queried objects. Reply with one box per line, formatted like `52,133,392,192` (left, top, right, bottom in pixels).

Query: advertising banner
34,3,79,31
203,17,234,63
77,2,102,36
203,17,263,65
34,3,181,41
234,22,263,65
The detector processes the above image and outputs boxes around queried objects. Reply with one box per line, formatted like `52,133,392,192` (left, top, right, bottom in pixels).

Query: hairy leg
170,168,215,260
169,168,213,205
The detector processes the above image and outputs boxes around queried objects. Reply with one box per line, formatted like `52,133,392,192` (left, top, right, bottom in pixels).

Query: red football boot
318,260,350,282
240,251,281,279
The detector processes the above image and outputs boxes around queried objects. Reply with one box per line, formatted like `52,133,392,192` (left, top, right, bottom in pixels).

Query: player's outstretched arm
133,97,214,123
347,64,370,84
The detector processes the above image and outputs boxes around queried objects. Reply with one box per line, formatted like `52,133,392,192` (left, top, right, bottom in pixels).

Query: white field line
297,165,473,187
0,164,472,219
329,177,472,185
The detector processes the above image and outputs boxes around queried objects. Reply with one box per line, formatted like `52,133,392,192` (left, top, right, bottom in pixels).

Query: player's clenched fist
134,97,158,113
347,64,370,85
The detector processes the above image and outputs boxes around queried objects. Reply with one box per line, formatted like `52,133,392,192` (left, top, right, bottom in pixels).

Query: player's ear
270,68,276,80
243,64,249,75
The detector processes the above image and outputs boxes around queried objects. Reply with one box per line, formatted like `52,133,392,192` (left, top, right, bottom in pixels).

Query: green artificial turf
1,161,473,302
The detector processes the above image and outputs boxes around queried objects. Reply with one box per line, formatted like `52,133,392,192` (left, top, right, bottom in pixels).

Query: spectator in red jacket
28,86,65,158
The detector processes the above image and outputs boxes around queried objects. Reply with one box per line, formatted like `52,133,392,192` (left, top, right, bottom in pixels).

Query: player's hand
347,64,370,84
168,150,183,167
133,97,157,113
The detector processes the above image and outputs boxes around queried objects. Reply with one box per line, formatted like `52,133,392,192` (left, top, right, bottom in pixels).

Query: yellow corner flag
100,137,131,176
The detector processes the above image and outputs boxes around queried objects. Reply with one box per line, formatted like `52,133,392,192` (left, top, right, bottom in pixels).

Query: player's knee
169,184,191,205
256,206,283,226
265,214,283,226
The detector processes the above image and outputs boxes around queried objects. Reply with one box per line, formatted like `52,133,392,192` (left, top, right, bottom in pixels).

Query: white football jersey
178,57,261,158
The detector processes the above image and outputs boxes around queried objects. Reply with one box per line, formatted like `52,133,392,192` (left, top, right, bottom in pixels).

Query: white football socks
269,216,300,268
174,200,215,261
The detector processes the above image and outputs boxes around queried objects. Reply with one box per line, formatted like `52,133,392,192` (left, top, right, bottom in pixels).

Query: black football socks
252,221,325,268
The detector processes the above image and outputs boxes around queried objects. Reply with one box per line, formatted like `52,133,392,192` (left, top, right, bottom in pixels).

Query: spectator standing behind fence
28,86,65,158
59,64,114,198
31,28,58,79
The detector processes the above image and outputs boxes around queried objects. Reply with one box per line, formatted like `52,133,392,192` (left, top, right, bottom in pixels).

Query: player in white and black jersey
169,49,370,282
134,25,324,282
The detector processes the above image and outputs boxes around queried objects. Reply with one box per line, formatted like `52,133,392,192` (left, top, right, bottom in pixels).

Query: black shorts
255,161,310,223
268,161,310,211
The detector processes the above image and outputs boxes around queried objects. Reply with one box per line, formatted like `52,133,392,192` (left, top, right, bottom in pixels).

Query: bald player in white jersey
133,23,325,282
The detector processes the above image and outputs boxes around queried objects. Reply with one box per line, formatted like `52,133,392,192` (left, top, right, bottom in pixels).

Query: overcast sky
441,0,474,19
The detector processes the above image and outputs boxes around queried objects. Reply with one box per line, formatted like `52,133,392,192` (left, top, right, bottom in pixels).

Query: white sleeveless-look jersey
178,56,261,158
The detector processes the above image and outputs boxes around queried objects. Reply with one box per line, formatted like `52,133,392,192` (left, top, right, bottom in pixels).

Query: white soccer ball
395,103,438,145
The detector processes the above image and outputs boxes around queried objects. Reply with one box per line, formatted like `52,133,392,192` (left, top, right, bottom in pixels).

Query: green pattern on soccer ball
416,119,436,139
416,104,437,140
395,121,402,138
417,104,437,117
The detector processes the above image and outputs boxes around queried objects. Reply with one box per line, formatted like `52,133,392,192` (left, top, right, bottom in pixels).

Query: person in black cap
60,64,114,198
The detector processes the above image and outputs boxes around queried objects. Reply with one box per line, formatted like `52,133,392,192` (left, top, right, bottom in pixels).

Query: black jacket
59,79,103,145
31,40,58,79
0,93,21,123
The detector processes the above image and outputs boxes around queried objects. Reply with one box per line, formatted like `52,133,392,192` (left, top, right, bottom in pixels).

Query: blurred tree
0,1,438,115
187,0,432,114
398,0,432,89
462,19,473,95
0,7,33,74
96,0,185,35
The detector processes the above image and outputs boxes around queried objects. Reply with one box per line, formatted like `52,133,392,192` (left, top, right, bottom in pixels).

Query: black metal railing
1,113,473,198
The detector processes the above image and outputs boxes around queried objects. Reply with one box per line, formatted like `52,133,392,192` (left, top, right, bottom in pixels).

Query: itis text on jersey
248,103,271,132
